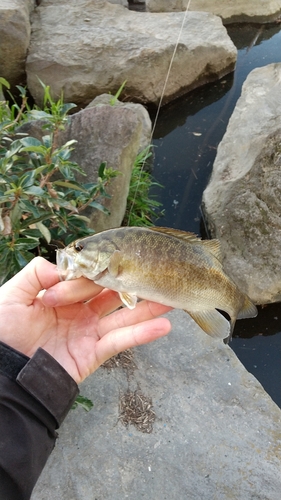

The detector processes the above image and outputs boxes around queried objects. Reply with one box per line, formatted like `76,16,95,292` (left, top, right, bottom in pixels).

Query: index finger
42,275,103,306
98,300,172,336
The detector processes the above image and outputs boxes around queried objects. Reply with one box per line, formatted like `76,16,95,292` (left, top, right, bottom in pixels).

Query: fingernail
42,289,58,307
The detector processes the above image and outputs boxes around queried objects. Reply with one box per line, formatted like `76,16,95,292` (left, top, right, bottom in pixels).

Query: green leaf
23,186,45,196
36,221,51,243
13,237,40,250
20,145,46,154
61,139,77,149
98,161,107,178
16,85,27,97
20,228,41,239
42,135,52,148
0,240,10,253
61,103,77,114
0,77,10,89
46,197,76,211
33,164,49,176
14,249,35,268
20,136,43,147
20,171,35,188
55,149,71,161
18,199,42,218
29,109,52,120
53,180,88,192
10,202,22,226
70,214,91,223
71,395,93,412
5,140,22,158
0,195,13,204
110,80,127,106
88,201,110,214
20,212,53,228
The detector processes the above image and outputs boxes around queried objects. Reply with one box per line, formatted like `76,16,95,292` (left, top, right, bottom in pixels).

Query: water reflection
151,74,234,139
226,22,281,49
151,75,237,234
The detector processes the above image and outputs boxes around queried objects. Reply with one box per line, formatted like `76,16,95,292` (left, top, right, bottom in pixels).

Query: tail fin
224,295,258,344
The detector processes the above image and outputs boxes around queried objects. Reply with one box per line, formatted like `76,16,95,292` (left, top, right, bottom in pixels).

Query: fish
56,226,258,342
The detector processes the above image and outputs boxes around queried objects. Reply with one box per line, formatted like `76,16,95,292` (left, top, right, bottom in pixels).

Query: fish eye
74,242,84,252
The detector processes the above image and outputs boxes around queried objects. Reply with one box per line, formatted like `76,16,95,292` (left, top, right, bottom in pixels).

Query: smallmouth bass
56,226,258,341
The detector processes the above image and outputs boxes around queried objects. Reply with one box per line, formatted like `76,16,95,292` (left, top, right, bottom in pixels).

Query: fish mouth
56,249,82,281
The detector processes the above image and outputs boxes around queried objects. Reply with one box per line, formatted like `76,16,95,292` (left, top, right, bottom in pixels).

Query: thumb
1,257,59,303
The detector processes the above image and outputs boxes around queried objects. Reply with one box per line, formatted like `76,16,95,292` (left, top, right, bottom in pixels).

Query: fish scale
57,226,258,342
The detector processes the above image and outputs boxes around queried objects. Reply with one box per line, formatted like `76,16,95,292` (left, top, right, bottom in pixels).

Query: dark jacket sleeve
0,341,79,500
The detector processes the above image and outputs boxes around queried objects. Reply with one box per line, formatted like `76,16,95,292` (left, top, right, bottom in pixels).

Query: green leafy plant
0,81,117,284
123,146,164,226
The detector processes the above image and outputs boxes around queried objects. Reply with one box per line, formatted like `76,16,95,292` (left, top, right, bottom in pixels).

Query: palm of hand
23,299,104,383
0,257,171,384
0,293,101,382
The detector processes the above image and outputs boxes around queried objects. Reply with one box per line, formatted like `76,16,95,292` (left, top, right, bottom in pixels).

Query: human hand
0,257,172,383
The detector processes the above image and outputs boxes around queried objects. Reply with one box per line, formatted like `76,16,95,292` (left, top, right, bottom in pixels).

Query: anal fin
186,309,230,340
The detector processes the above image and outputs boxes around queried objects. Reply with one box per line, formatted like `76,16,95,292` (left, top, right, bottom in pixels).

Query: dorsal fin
149,227,222,261
148,226,201,243
201,239,222,262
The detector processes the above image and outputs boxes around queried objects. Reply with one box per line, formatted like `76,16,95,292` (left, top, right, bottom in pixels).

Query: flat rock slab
26,0,236,107
32,310,281,500
146,0,281,23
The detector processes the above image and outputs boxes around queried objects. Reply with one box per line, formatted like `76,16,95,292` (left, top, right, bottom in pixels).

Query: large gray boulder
0,0,34,87
31,310,281,500
202,63,281,305
26,0,237,107
60,95,152,231
146,0,281,23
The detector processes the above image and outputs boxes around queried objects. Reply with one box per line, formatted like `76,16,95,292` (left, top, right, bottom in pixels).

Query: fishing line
127,0,192,225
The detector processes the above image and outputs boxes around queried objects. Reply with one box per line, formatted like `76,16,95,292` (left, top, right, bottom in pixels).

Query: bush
0,79,117,284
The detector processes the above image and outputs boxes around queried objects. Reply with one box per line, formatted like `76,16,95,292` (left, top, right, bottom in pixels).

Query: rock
89,93,152,153
146,0,281,24
146,0,189,12
0,0,34,87
17,95,151,232
60,96,152,231
26,0,237,107
31,310,281,500
108,0,128,6
202,63,281,305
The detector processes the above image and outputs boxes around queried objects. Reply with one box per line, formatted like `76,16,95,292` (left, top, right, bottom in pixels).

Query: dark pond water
150,22,281,408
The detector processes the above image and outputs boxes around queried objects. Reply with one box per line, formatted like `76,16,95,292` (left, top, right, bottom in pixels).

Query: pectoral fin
119,292,138,309
108,250,122,278
186,309,230,340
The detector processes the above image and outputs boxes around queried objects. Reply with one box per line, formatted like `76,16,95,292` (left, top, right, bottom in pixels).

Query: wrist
0,341,79,427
